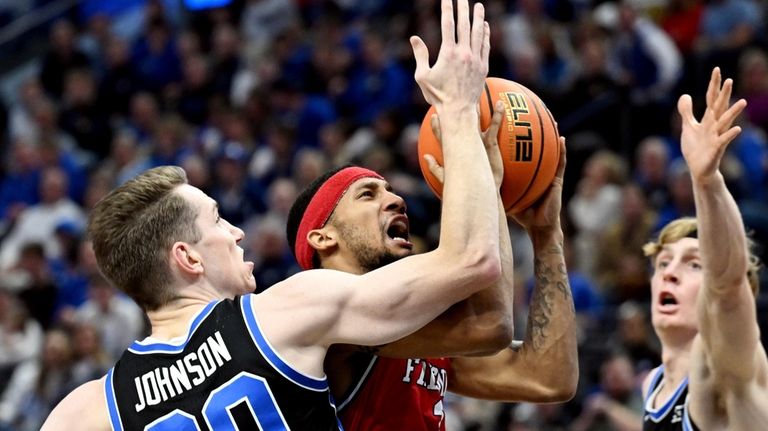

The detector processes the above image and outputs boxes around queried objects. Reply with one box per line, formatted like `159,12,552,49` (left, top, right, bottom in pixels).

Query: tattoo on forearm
527,241,573,351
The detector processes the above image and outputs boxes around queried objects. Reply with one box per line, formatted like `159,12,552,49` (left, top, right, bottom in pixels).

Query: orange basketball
417,77,561,214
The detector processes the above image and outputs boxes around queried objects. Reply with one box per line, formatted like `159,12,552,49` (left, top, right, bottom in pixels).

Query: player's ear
171,242,203,275
307,226,338,253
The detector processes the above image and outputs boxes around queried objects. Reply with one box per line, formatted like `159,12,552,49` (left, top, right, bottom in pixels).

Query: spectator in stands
0,142,40,226
173,54,214,126
37,137,89,204
338,30,412,125
654,160,696,231
614,300,661,370
0,167,85,271
209,141,263,226
737,48,768,131
98,36,140,119
246,214,298,293
239,0,299,55
98,130,151,187
48,222,88,313
29,98,79,158
7,78,45,144
58,69,112,160
125,92,160,147
596,0,682,141
291,147,329,190
634,136,673,210
568,150,627,277
595,183,657,303
268,77,338,149
0,291,43,379
0,328,74,431
73,273,144,361
39,21,91,101
210,25,241,98
9,243,57,329
695,0,762,80
131,17,181,95
68,323,111,384
571,351,643,431
661,0,704,56
147,114,191,167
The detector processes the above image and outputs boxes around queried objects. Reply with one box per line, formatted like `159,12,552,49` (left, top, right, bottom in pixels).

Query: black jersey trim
241,294,329,391
644,366,690,423
128,300,219,354
104,368,124,431
337,355,378,411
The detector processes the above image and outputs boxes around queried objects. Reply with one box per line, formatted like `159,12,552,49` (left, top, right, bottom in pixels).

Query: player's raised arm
448,138,578,402
254,0,501,376
369,100,514,359
678,68,760,383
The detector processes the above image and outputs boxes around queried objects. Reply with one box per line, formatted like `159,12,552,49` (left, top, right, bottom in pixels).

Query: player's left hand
678,67,747,183
510,137,566,234
424,100,506,189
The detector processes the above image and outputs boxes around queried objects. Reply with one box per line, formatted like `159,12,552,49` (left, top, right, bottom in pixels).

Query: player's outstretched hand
677,67,747,183
410,0,489,111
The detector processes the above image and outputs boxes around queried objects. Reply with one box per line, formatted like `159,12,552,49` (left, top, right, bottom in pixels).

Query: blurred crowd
0,0,766,430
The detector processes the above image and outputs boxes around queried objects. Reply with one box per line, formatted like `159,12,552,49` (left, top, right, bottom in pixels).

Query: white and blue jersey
643,366,699,431
104,295,342,430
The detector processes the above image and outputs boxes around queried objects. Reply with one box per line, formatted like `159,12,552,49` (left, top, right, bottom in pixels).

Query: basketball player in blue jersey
641,67,767,431
40,1,504,429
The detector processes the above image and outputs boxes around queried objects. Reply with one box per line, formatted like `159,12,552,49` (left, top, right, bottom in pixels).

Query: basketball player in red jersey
288,83,577,431
641,67,767,431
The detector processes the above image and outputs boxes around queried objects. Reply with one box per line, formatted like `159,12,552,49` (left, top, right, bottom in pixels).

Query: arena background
0,0,766,429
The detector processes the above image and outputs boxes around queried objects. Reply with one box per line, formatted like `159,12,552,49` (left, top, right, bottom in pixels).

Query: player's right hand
678,67,747,184
410,0,489,111
510,137,567,234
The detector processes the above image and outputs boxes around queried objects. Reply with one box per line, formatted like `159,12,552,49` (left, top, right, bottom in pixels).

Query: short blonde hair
643,217,761,296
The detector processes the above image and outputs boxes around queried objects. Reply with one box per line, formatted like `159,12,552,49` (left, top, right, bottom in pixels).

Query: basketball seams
417,78,559,214
504,83,546,213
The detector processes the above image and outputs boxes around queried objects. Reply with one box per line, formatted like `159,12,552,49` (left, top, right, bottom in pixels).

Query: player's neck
657,326,696,353
321,255,366,275
660,344,692,386
146,298,216,341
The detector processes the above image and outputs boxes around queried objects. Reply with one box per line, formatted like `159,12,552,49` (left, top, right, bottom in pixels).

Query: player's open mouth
386,216,412,248
658,292,679,312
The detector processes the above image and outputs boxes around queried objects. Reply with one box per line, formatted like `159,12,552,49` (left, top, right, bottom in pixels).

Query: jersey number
145,372,288,431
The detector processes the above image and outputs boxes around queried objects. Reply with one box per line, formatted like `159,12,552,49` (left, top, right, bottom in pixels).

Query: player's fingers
555,136,567,179
470,2,485,54
440,0,456,46
424,154,445,182
714,78,734,118
482,100,504,148
706,67,720,109
480,21,490,74
410,36,430,80
677,95,696,124
716,98,746,133
456,0,470,46
719,125,742,147
430,113,442,142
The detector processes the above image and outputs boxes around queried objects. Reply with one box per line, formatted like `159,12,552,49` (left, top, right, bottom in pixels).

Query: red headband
295,167,384,270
